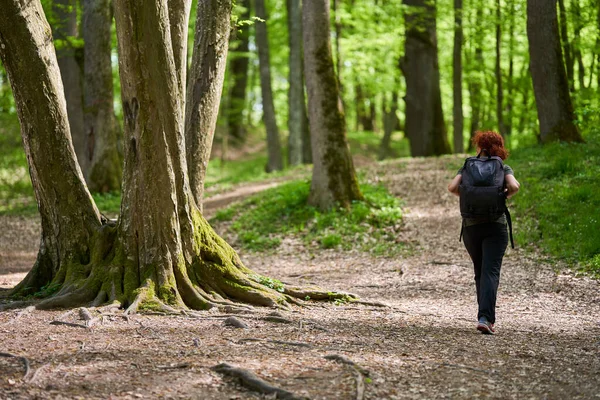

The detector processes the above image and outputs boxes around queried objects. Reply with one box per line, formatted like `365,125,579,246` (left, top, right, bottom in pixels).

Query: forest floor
1,156,599,400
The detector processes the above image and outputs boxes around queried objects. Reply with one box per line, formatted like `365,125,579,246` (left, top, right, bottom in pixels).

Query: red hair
472,131,508,160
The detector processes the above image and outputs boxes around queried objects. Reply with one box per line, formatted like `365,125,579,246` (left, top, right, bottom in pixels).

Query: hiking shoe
477,317,495,335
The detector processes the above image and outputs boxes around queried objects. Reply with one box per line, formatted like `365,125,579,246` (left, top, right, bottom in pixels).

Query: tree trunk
0,0,103,299
169,0,193,118
452,0,464,153
402,0,450,156
255,0,284,172
287,0,309,166
228,0,251,144
185,0,231,209
83,0,123,193
557,0,574,92
1,0,335,311
333,0,343,95
52,0,87,173
571,0,586,90
379,92,398,160
495,0,506,138
303,0,362,210
467,4,483,151
506,0,514,138
527,0,583,143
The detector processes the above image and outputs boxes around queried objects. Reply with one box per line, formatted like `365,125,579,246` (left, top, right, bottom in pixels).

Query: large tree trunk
1,0,337,311
53,0,87,173
255,0,284,172
185,0,231,209
402,0,450,156
83,0,122,193
303,0,363,210
0,0,102,300
228,0,251,144
287,0,309,166
495,0,506,138
452,0,464,153
527,0,584,143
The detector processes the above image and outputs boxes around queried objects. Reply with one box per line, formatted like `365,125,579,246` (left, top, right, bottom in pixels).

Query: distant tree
228,0,251,144
255,0,283,172
401,0,451,156
0,0,325,310
83,0,122,193
287,0,309,166
303,0,363,210
452,0,464,153
527,0,584,143
557,0,574,91
52,0,87,171
466,4,483,150
495,0,506,138
379,91,399,160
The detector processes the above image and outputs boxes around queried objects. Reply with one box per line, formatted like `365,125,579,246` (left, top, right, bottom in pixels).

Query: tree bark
228,0,251,143
168,0,193,117
495,0,506,138
303,0,362,210
527,0,584,143
571,0,586,90
506,0,514,138
557,0,574,92
287,0,309,166
52,0,87,173
0,0,102,299
185,0,231,209
83,0,122,193
255,0,284,172
452,0,464,153
2,0,335,311
402,0,450,156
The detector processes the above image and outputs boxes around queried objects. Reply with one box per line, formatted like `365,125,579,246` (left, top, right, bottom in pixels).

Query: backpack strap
505,208,514,249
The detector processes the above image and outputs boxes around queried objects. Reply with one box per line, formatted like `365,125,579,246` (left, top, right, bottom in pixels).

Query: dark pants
462,222,508,324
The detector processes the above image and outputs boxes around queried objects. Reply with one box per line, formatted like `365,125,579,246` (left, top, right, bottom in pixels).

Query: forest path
1,156,599,399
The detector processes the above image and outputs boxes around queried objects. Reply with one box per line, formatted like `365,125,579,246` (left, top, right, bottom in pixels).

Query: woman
448,131,520,334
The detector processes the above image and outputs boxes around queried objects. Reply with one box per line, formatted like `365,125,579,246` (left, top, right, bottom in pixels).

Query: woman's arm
448,174,462,197
505,174,520,198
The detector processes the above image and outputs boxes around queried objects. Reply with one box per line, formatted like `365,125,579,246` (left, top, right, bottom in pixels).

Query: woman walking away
447,131,520,334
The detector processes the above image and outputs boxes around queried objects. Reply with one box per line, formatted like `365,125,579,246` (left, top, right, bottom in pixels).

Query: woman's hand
448,174,462,197
505,174,520,198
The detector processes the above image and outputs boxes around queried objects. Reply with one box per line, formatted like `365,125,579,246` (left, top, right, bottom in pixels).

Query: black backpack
459,154,514,248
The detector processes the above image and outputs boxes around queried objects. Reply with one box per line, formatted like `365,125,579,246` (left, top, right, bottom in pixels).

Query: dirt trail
1,157,599,399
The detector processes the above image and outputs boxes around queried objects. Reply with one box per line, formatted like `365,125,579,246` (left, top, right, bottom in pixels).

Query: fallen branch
49,320,89,329
0,352,31,380
238,338,312,348
325,354,369,400
157,362,191,370
212,363,307,400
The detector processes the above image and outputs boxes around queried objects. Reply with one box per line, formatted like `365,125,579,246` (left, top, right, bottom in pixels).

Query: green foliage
93,192,122,216
212,179,405,256
250,274,285,292
508,128,600,277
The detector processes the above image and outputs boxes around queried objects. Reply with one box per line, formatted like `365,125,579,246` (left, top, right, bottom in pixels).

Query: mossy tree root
6,215,353,313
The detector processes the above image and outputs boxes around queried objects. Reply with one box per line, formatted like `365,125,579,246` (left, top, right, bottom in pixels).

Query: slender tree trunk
495,0,505,138
53,0,87,173
467,4,483,151
255,0,284,172
527,0,583,143
558,0,574,92
303,0,362,210
169,0,193,118
452,0,464,153
506,0,514,138
185,0,231,209
228,0,251,143
401,0,450,156
83,0,122,193
571,0,586,90
287,0,309,166
379,92,399,160
333,0,344,97
355,82,366,131
302,103,312,164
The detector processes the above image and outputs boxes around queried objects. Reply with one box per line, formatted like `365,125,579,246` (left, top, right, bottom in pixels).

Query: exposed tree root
0,352,31,380
212,362,308,400
324,354,369,400
49,320,89,329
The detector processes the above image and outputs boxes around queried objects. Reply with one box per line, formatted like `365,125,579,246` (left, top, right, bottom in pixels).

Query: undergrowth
507,127,600,277
211,179,405,256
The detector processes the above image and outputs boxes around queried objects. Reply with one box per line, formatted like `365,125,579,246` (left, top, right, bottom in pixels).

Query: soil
1,156,599,400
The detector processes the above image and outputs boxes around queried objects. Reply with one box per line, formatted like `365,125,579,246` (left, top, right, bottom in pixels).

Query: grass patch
211,179,405,256
504,129,600,277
